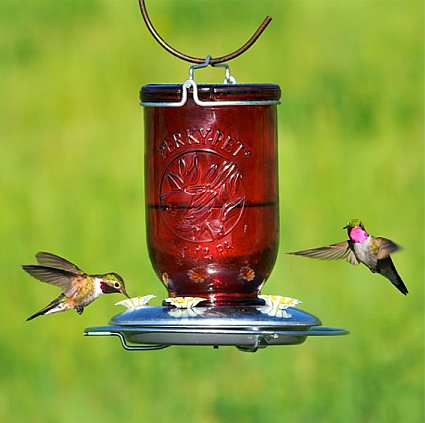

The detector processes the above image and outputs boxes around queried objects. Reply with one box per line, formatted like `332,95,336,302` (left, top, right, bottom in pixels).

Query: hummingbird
23,251,130,321
288,219,408,295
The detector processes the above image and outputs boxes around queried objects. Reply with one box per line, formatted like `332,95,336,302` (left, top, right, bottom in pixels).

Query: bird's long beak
121,287,130,298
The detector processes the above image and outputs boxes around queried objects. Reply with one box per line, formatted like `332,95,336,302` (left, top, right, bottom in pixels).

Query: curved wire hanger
138,0,272,65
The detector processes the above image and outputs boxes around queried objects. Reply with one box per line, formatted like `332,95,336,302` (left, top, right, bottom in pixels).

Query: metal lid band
141,56,281,108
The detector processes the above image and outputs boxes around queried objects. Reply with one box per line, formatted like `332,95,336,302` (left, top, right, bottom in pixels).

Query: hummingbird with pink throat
289,219,408,295
23,252,130,321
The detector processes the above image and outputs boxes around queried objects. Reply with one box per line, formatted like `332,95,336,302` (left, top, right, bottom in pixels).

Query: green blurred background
1,1,423,422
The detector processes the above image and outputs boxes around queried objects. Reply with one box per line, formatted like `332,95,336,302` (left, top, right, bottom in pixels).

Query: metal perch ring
138,0,272,64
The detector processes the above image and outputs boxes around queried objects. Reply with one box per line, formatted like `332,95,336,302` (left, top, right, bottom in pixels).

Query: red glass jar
142,83,281,305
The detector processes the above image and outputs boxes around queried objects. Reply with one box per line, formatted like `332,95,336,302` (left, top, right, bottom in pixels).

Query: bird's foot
75,306,84,315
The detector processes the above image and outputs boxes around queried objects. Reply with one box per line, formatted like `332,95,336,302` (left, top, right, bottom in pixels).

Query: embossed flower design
160,152,245,242
188,268,209,283
239,265,255,282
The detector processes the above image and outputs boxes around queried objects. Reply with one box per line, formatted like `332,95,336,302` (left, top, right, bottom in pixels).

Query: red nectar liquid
142,84,281,305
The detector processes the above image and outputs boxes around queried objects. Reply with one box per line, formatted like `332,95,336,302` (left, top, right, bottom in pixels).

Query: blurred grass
0,0,423,422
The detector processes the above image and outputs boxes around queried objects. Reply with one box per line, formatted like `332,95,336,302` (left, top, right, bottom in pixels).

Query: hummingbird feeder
85,0,347,352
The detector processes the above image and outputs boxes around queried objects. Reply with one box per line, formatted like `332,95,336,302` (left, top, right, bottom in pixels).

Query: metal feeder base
85,306,348,352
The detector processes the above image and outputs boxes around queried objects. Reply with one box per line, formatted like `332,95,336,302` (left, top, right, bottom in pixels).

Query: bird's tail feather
26,294,65,321
377,257,408,295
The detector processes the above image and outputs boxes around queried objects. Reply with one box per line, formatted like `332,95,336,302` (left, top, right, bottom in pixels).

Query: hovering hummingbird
22,252,130,321
288,219,408,295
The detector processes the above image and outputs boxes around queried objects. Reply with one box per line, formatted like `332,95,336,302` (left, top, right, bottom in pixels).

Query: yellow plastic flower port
165,296,207,309
115,295,156,310
258,295,302,318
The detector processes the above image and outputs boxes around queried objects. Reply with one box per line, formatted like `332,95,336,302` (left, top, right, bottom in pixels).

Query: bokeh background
1,1,423,422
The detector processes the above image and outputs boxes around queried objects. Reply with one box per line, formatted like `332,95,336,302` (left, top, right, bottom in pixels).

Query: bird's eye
114,282,120,288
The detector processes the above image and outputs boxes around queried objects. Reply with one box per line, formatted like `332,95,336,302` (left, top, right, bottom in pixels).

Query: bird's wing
22,265,76,292
35,252,83,274
288,241,359,265
345,248,360,265
373,238,401,259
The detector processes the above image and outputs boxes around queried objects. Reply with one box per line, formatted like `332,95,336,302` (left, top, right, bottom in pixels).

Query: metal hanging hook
187,56,238,84
138,0,272,65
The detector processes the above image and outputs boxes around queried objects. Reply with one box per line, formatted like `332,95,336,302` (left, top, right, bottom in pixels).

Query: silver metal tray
85,306,348,352
109,305,321,328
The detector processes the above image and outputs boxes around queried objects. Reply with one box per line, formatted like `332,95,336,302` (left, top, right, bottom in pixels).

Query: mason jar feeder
85,1,347,352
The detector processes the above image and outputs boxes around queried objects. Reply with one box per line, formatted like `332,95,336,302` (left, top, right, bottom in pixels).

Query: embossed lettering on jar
142,84,281,305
